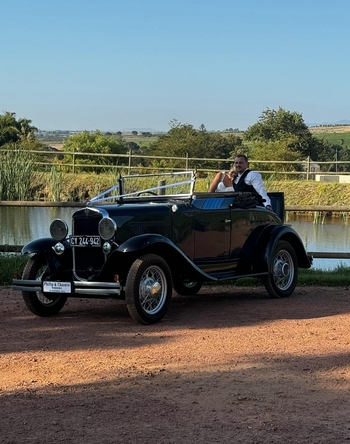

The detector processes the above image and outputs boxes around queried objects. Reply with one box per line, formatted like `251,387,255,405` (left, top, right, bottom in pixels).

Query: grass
0,147,36,200
1,252,349,288
0,253,29,286
6,170,350,206
219,265,350,288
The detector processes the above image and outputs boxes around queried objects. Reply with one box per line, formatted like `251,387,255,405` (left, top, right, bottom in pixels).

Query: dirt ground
1,285,350,444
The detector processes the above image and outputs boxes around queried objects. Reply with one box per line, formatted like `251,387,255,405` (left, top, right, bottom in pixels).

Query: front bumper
13,279,121,297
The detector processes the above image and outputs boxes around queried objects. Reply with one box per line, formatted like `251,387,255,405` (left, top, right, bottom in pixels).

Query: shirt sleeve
245,171,271,206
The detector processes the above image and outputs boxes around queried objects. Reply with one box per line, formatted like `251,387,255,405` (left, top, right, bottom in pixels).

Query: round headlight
98,217,117,240
50,219,68,241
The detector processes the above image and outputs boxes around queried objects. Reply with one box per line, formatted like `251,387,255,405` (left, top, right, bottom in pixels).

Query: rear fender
263,226,312,270
252,225,311,273
242,225,311,273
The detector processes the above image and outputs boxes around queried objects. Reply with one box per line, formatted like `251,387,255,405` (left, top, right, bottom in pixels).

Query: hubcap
273,250,294,290
139,266,167,314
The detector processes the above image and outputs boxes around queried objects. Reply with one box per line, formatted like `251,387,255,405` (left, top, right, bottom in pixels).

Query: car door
229,207,256,259
193,196,231,268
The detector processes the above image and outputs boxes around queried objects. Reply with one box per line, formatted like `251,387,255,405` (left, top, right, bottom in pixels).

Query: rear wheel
22,254,67,316
125,254,172,324
263,241,298,298
173,280,202,296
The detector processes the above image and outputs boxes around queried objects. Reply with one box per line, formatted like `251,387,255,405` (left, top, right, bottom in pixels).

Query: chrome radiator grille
72,209,105,279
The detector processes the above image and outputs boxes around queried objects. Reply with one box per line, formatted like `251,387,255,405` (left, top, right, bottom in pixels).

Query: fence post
72,148,76,174
128,150,132,175
306,156,310,180
158,180,166,195
185,153,189,170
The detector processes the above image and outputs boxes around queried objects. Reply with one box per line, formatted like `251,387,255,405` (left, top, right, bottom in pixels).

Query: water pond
1,207,349,270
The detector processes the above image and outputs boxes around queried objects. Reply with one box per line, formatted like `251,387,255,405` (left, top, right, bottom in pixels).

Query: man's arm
246,171,272,207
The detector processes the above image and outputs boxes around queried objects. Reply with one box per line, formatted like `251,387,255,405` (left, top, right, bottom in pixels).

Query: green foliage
244,107,332,162
312,132,350,171
0,111,38,147
48,163,64,202
245,107,310,142
148,121,249,170
297,264,350,286
62,131,128,171
249,138,301,174
0,253,30,286
0,144,36,200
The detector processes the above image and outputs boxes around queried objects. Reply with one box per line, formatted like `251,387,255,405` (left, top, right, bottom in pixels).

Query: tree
147,122,249,170
0,111,38,147
62,131,128,171
244,107,332,162
249,138,301,175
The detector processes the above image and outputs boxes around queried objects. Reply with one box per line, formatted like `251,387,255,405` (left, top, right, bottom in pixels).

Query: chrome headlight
98,217,117,240
50,219,68,241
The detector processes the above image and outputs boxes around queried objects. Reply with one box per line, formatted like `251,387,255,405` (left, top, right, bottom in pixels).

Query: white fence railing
4,149,349,178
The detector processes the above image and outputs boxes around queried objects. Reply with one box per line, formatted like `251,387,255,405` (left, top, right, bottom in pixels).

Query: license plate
43,281,71,293
70,235,101,247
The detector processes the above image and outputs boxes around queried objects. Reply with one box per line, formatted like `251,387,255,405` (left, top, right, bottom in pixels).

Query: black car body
13,171,312,324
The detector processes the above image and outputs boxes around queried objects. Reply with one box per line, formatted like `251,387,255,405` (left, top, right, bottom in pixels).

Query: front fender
21,238,72,270
22,238,60,255
117,233,174,253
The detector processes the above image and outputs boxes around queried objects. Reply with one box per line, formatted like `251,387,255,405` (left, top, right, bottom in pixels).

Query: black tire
173,280,202,296
263,241,298,298
22,254,67,316
125,254,172,324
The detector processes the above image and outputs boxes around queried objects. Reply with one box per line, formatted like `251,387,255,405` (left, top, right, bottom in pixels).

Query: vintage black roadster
13,171,312,324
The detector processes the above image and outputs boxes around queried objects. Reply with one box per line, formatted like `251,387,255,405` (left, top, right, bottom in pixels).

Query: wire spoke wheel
126,254,172,324
264,241,298,298
273,249,294,290
139,265,167,314
22,253,67,316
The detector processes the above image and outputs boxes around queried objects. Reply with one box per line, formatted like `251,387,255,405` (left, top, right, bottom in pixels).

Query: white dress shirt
234,170,271,207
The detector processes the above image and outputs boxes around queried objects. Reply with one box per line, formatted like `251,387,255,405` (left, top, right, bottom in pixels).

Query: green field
310,126,350,146
122,134,159,148
312,132,350,146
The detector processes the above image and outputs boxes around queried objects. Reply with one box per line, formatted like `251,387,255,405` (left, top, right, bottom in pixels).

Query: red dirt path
1,285,350,443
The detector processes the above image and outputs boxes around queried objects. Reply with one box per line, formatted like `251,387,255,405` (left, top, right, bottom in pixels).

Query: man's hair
235,154,248,162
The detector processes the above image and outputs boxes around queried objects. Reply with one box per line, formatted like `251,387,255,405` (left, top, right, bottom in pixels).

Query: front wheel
125,254,173,324
22,253,67,316
263,241,298,298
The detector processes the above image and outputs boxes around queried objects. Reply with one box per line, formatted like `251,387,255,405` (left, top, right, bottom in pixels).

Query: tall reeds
0,145,35,201
49,163,63,202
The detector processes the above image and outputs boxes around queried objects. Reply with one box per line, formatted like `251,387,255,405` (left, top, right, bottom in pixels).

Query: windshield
88,171,196,204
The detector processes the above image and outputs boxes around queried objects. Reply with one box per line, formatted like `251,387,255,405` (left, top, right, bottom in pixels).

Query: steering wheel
136,191,158,196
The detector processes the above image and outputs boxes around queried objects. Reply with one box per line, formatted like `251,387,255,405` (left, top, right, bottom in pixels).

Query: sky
1,0,350,132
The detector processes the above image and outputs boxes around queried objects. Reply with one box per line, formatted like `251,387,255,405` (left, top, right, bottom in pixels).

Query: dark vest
232,169,255,193
233,169,264,205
